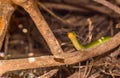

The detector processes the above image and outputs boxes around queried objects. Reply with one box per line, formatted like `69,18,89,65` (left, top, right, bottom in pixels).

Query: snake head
68,32,76,39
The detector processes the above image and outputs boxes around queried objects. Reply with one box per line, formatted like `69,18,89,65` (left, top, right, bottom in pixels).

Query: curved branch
0,32,120,76
0,0,15,49
11,0,64,56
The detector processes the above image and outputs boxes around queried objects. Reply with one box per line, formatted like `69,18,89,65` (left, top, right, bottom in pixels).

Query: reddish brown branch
11,0,63,56
0,32,120,76
0,0,15,49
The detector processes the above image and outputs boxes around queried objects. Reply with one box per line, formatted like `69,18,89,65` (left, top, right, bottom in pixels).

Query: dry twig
0,32,120,76
38,69,58,78
94,0,120,14
42,2,89,13
64,0,120,18
0,0,15,49
38,2,68,24
11,0,63,56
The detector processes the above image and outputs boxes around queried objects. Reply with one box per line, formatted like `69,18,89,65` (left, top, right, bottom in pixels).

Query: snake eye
98,39,102,43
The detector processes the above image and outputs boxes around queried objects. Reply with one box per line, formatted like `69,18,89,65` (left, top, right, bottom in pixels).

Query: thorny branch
0,32,120,76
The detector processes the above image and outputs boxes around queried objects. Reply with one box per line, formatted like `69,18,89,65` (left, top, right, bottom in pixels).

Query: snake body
68,32,112,50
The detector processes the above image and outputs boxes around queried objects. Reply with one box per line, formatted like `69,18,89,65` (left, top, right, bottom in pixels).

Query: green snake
68,32,112,50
